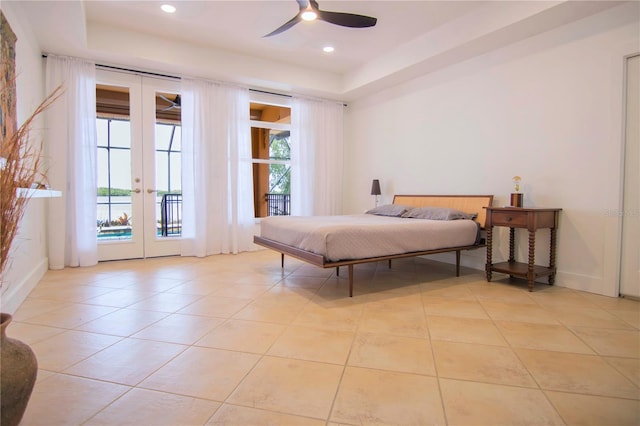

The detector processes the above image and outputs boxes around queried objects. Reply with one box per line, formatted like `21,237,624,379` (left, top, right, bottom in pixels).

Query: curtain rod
41,54,346,105
41,54,179,80
42,54,292,99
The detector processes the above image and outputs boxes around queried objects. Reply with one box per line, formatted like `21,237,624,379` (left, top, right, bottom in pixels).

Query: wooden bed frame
253,194,494,297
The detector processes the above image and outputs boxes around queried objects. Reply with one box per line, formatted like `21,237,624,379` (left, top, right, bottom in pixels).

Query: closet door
620,54,639,298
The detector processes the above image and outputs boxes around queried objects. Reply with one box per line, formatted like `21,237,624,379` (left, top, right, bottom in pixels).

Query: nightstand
484,207,561,291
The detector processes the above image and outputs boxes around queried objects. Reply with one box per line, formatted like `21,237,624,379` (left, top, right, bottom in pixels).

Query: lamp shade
370,179,381,195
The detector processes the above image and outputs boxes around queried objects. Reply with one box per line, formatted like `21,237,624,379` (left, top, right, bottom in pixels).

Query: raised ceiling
5,1,624,101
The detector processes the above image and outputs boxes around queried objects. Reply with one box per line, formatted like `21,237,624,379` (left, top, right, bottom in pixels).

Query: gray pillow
401,206,477,220
365,204,409,217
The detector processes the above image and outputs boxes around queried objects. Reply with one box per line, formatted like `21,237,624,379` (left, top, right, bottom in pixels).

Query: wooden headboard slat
392,194,494,229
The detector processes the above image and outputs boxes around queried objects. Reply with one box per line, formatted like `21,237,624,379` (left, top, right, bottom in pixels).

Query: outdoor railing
161,193,182,236
265,193,290,216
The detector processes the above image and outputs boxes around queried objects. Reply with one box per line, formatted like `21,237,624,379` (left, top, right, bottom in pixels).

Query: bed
254,194,494,296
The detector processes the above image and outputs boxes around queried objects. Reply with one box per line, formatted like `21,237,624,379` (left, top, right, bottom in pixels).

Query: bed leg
388,259,392,269
348,264,354,297
281,253,284,269
336,267,340,276
455,250,461,276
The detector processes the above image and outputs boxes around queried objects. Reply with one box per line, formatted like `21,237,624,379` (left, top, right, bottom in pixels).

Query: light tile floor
7,250,640,425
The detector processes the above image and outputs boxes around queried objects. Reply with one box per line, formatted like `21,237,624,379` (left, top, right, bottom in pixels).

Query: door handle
133,188,141,193
147,189,157,194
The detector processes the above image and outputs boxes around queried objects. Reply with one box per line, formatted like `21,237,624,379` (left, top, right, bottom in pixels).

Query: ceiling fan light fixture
301,8,317,21
161,4,176,14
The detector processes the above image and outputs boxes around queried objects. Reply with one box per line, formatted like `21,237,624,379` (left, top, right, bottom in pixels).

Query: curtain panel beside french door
45,55,98,269
180,78,257,257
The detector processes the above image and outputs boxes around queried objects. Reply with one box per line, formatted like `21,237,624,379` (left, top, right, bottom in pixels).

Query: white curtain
291,97,344,216
180,78,256,257
45,55,98,269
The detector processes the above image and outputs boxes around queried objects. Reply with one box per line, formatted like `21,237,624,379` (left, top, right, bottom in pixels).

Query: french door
96,70,182,261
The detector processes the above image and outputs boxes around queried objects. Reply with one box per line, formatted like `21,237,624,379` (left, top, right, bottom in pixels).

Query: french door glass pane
96,83,133,240
155,92,182,237
109,120,131,148
96,119,133,240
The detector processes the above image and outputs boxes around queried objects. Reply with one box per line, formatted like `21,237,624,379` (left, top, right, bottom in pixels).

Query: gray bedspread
259,214,479,262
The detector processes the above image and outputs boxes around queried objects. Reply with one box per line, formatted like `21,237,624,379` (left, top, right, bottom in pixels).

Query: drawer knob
506,216,512,222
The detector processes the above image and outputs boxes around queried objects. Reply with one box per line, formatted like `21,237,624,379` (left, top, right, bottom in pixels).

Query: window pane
110,120,131,148
270,130,290,160
250,103,290,124
156,123,173,151
96,119,108,147
170,152,181,192
97,147,109,189
269,164,290,194
109,149,131,191
171,128,181,151
155,152,168,192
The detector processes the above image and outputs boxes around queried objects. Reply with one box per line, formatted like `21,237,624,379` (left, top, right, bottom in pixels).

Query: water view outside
97,196,157,240
97,196,182,240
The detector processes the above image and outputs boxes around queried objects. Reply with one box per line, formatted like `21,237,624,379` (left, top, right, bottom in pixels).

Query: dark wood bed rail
253,235,485,297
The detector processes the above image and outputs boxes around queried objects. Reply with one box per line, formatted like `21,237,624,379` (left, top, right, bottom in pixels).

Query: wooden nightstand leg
549,227,557,285
485,226,493,281
527,230,536,291
508,227,516,263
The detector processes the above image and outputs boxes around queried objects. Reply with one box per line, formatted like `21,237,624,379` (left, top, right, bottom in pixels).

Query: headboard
392,194,494,229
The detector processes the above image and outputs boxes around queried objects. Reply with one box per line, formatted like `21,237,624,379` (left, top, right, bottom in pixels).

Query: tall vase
1,313,38,426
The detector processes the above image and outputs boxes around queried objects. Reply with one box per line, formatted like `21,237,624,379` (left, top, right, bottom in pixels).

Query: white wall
343,3,639,297
1,4,49,313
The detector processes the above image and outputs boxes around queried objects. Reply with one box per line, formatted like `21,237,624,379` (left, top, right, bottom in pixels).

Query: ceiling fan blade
317,10,377,28
264,14,302,37
158,94,180,109
158,94,173,104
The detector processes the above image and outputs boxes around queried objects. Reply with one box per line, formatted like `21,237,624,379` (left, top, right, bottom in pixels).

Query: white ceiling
5,0,624,101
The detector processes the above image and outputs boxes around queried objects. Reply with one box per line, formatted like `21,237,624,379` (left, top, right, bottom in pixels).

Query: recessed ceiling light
161,4,176,13
323,46,335,53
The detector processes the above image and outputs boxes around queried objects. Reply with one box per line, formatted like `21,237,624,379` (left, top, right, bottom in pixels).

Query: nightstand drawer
490,211,528,227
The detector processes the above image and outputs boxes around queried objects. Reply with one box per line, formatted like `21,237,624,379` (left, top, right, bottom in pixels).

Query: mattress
259,214,480,262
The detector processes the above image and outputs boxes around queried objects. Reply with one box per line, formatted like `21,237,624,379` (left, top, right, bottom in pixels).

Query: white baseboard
555,270,614,297
422,252,614,297
1,258,48,314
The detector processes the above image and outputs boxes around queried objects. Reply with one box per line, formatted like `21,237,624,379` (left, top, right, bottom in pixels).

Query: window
250,95,291,217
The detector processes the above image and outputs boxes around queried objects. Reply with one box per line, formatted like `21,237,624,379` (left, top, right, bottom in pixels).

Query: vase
510,193,523,207
1,312,38,426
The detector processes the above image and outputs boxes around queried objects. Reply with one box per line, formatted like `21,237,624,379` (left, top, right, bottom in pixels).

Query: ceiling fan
264,0,377,37
158,94,181,111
